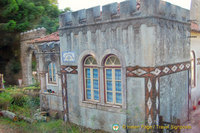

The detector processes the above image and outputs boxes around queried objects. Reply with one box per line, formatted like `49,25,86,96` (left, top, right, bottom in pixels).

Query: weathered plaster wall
160,71,188,123
66,74,127,132
37,42,63,113
59,0,190,132
126,77,145,133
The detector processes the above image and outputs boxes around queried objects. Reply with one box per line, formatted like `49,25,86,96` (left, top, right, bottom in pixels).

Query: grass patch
0,117,104,133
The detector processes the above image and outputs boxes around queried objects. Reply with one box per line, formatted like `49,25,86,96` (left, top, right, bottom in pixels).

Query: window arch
48,62,56,84
84,55,99,101
191,51,196,88
104,55,122,104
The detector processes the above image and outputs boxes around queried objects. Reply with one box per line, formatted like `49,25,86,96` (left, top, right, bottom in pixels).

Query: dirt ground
0,124,20,133
181,106,200,133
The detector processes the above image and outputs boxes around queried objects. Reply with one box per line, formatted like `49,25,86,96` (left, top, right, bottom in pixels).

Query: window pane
49,64,52,81
93,69,98,79
94,90,99,100
53,63,55,70
106,58,112,65
85,58,91,64
115,81,121,91
115,69,121,80
116,93,122,104
53,75,56,82
87,89,91,99
93,80,99,90
86,79,91,88
106,69,112,80
114,58,120,65
86,69,90,78
106,81,112,91
110,56,116,63
107,92,113,102
49,65,52,75
53,64,56,82
92,59,97,65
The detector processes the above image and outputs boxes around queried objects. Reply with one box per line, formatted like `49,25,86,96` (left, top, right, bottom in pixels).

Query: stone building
20,0,192,132
20,31,63,114
58,0,190,132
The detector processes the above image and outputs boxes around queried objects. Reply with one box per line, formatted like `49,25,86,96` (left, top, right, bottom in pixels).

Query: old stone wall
20,28,46,86
59,0,190,132
37,42,63,113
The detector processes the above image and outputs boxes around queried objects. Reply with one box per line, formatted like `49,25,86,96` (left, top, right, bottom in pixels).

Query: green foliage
0,86,106,133
32,60,37,71
35,2,71,34
10,92,27,106
0,0,45,32
10,59,21,74
0,86,40,117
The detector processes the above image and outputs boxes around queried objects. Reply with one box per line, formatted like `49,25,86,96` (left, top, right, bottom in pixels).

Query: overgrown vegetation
0,86,106,133
0,86,40,117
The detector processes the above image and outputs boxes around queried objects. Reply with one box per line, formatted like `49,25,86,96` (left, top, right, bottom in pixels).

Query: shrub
10,92,28,107
0,91,12,109
0,97,9,109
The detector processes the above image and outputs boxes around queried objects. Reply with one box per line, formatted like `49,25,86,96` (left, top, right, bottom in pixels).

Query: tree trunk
1,110,17,121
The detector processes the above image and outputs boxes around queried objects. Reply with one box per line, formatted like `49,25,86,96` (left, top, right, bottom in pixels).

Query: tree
35,4,71,34
0,0,70,84
0,0,45,32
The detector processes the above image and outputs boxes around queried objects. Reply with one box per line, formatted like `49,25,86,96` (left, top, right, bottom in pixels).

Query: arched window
191,51,196,88
48,62,56,83
104,55,122,104
84,56,99,101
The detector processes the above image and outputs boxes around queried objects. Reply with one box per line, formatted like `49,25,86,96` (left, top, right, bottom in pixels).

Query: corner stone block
93,6,101,18
59,13,65,27
110,2,118,15
72,11,79,25
120,0,131,17
175,6,182,20
140,0,160,15
165,2,172,18
158,1,166,16
86,6,100,23
170,4,177,19
102,3,117,21
78,9,86,20
65,12,72,25
129,0,137,13
182,9,190,21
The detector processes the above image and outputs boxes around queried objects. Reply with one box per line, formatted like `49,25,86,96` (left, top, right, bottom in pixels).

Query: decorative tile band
61,73,69,122
60,65,78,122
126,61,191,78
133,61,190,128
61,66,78,74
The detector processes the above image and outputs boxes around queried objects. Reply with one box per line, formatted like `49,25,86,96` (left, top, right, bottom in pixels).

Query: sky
58,0,191,11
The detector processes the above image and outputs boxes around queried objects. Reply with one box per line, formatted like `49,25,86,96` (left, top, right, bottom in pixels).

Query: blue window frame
105,55,122,104
84,56,99,101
